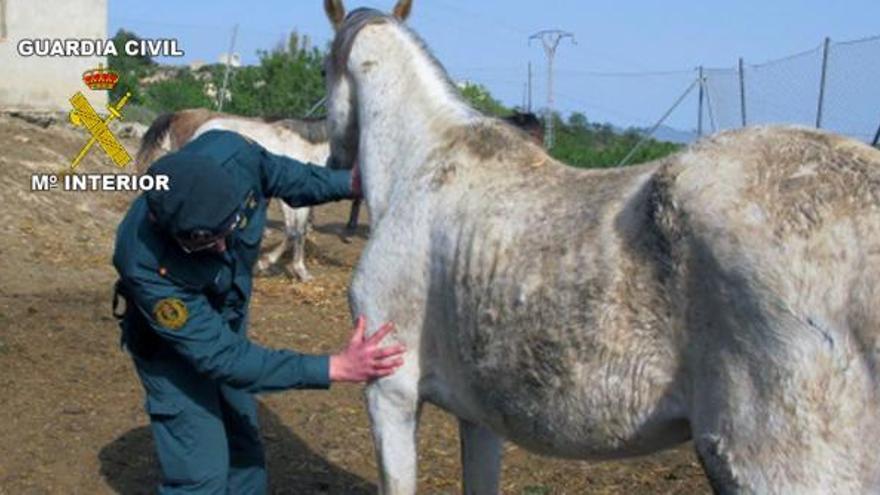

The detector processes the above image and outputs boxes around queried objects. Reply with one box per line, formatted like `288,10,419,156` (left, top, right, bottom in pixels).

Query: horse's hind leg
690,321,878,494
692,433,742,494
284,205,313,282
257,236,288,273
257,201,288,274
459,419,502,495
692,420,873,495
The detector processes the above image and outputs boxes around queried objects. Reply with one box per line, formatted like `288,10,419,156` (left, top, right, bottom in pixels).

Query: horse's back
660,126,880,326
665,126,880,239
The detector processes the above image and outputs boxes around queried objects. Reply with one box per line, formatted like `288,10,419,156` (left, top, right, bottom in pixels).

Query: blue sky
109,0,880,136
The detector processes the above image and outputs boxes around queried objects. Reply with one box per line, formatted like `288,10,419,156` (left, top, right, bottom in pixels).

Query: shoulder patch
153,298,189,330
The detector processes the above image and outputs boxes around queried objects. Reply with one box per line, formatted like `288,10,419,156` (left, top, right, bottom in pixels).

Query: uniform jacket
113,130,352,393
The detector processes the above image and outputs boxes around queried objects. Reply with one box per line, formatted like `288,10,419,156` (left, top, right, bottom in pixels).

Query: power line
453,65,695,78
557,68,695,78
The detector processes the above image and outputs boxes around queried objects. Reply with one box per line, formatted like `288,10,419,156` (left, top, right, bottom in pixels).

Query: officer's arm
125,275,330,393
258,148,353,207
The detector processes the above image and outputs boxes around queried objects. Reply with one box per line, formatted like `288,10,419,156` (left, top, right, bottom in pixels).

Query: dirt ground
0,114,710,494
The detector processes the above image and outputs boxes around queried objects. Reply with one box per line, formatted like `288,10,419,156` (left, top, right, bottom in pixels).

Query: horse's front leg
366,362,421,495
460,419,502,494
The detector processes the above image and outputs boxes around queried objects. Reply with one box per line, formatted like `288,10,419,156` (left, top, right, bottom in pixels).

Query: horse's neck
350,24,475,222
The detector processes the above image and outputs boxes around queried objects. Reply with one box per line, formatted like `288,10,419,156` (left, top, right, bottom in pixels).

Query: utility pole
529,30,575,149
527,61,533,113
697,66,704,137
816,37,831,129
738,57,747,127
217,24,239,112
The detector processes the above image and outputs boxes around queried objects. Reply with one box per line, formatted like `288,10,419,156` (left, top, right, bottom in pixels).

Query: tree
107,29,156,104
223,31,326,117
459,82,510,117
568,112,588,130
143,70,213,113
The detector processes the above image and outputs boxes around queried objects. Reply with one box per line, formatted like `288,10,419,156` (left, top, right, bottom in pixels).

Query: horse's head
322,0,413,170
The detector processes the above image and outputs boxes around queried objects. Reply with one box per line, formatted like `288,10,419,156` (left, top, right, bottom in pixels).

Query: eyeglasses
176,214,240,254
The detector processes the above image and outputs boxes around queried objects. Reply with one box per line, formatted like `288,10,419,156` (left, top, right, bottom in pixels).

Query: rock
6,111,63,128
112,122,148,139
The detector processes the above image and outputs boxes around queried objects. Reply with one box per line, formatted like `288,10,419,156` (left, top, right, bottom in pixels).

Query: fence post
738,57,747,127
620,77,699,167
815,37,831,129
697,66,704,137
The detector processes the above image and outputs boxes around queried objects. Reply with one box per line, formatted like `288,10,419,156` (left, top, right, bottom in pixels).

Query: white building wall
0,0,108,111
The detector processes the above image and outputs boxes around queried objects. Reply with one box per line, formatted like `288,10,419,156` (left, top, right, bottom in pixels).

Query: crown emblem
82,64,119,91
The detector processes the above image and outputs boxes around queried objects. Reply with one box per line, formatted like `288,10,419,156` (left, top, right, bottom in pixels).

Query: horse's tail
135,112,176,175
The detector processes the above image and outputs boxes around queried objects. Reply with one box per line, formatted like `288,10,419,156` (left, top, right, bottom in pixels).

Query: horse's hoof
256,261,280,277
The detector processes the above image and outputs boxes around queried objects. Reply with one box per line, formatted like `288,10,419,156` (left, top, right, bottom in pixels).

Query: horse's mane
333,8,467,108
333,8,548,163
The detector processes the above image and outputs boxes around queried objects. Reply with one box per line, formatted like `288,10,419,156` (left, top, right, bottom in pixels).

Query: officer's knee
147,397,229,493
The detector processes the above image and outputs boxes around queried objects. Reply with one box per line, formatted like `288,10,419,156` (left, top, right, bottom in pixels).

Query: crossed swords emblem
67,91,133,171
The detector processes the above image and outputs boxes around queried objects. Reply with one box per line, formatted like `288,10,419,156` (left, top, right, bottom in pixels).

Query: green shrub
142,71,213,113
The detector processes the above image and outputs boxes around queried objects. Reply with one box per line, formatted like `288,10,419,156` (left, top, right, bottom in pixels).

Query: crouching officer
112,130,405,494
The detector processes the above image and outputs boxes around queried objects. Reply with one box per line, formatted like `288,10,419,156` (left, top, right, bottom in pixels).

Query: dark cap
145,151,240,237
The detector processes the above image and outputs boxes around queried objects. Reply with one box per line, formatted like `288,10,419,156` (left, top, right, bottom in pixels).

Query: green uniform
113,130,352,494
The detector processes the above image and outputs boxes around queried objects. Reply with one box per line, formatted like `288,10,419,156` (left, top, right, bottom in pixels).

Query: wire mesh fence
702,36,880,145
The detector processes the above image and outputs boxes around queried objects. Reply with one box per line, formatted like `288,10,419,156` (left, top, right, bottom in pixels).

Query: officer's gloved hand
330,316,405,382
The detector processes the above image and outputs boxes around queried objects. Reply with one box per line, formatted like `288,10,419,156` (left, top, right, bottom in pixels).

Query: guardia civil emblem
153,298,189,330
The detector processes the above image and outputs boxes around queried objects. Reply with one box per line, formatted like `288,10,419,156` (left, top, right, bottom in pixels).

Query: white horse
136,109,341,281
322,1,880,493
